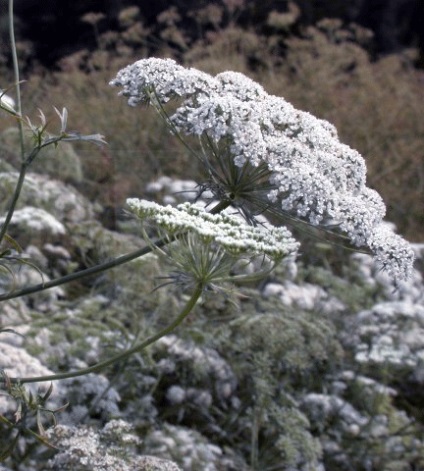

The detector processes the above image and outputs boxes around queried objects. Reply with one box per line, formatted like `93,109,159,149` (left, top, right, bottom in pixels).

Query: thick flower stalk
111,58,415,281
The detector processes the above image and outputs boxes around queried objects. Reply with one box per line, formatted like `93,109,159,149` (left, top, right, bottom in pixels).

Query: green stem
8,0,24,158
4,283,203,384
0,161,28,245
0,133,97,248
0,140,69,250
0,239,160,301
208,199,231,214
0,0,25,246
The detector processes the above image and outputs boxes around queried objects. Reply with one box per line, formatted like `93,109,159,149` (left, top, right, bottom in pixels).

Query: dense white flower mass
127,199,299,260
112,59,415,281
110,58,217,105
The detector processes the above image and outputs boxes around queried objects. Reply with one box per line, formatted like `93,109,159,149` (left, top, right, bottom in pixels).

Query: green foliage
214,300,342,465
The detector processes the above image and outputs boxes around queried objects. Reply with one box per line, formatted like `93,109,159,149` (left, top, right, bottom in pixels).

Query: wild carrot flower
127,199,299,290
127,199,299,259
111,59,415,281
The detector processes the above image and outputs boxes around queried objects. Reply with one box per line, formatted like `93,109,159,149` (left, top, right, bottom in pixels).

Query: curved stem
5,283,203,384
0,139,59,246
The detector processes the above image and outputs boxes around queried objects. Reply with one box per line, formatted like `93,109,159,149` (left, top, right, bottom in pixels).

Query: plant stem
0,237,161,301
0,0,25,246
8,0,24,157
0,140,71,249
4,283,203,384
0,161,28,245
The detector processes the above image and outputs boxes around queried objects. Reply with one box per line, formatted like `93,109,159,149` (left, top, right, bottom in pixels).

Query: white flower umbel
127,199,299,261
369,224,416,281
127,199,299,291
109,58,218,106
112,59,415,281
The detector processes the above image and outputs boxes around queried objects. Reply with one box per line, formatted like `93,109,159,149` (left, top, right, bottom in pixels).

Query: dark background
1,0,423,67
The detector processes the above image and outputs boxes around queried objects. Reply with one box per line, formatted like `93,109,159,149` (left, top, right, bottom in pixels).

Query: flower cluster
112,59,415,281
127,198,298,290
127,199,299,261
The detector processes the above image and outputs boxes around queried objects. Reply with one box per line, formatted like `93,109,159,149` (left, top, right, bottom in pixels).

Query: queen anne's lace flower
215,71,268,102
270,162,339,225
127,199,299,260
112,59,415,281
369,224,415,281
336,188,386,246
109,58,218,105
172,95,266,167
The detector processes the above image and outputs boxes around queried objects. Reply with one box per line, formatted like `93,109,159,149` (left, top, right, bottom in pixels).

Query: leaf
38,108,46,127
0,414,13,427
54,106,68,134
36,410,46,437
12,256,45,285
14,403,22,423
0,88,16,114
40,383,54,403
0,372,11,392
29,429,59,450
0,262,17,295
62,132,107,146
3,233,23,253
52,401,69,415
